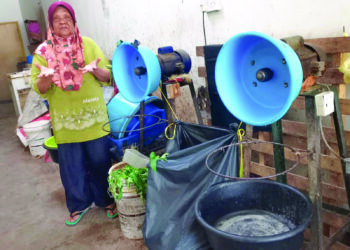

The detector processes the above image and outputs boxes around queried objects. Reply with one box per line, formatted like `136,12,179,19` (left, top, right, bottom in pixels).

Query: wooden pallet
196,36,350,249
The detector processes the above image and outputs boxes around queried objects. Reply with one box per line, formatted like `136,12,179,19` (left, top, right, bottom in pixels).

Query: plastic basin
195,180,312,250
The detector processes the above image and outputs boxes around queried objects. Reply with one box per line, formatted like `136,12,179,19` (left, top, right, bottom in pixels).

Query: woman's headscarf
35,1,85,91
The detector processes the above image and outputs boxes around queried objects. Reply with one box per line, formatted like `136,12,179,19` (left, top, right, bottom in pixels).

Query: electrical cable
319,118,350,163
315,83,349,163
202,11,207,45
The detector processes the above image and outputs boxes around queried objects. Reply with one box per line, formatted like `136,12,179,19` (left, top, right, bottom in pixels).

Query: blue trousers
57,135,114,213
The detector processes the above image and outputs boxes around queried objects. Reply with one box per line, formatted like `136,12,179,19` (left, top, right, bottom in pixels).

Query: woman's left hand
80,58,101,74
80,58,110,82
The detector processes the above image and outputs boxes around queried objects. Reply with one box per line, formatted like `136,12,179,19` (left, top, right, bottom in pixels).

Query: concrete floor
0,103,147,250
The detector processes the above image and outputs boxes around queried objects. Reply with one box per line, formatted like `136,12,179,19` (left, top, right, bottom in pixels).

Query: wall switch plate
315,91,334,116
200,0,221,13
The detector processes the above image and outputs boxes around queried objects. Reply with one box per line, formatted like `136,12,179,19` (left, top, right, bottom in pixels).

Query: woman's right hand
35,63,54,93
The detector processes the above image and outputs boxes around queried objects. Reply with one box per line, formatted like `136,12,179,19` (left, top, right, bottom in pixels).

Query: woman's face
52,6,74,38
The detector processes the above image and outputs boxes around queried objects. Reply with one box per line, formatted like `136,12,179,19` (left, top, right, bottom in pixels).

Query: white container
123,149,149,168
23,120,51,157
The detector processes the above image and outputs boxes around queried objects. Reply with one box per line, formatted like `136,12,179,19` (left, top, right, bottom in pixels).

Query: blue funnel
215,32,303,126
112,42,161,103
107,94,161,138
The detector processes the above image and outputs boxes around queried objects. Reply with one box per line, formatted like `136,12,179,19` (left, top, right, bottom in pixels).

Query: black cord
202,11,207,45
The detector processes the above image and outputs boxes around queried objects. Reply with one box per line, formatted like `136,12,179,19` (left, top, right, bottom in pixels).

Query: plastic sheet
339,33,350,84
143,121,238,250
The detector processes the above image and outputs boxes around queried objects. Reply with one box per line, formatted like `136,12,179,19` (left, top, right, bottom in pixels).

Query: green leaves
108,165,148,201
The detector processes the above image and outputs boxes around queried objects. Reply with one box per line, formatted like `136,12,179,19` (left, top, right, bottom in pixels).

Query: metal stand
271,85,350,249
272,120,287,184
161,77,203,125
139,100,145,153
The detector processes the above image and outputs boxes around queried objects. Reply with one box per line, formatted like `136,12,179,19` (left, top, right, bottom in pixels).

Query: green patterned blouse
31,36,111,144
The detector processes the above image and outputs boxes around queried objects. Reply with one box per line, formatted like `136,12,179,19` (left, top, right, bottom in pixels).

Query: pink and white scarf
35,25,85,91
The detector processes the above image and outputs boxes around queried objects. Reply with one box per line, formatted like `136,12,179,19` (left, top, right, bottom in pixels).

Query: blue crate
109,122,167,159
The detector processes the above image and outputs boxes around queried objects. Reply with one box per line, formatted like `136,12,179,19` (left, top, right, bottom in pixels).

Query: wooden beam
339,98,350,115
317,68,344,85
250,162,348,207
282,120,350,147
243,125,253,177
250,143,343,173
325,221,350,249
305,37,350,54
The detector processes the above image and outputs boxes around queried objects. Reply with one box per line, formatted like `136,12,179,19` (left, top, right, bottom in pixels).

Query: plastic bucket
107,94,162,138
215,31,303,126
195,180,312,250
43,136,59,164
108,162,146,239
23,120,51,157
112,42,161,103
117,184,146,239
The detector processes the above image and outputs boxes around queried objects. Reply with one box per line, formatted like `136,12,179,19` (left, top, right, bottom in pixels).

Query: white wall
39,0,350,90
1,0,30,55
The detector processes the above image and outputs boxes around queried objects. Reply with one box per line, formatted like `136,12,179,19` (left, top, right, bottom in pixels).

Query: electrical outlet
315,91,334,116
200,0,221,13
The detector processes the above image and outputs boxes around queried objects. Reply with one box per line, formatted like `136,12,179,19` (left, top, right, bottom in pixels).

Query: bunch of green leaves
108,165,148,201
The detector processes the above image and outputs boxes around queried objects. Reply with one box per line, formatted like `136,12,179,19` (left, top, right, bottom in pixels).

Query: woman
31,1,117,226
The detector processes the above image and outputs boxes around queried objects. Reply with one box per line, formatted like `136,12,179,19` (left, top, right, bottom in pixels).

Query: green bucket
43,136,59,163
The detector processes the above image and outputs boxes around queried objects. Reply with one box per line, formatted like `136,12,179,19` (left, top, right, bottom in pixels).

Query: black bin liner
143,121,239,250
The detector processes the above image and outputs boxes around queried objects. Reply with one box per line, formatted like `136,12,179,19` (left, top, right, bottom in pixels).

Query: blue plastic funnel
107,93,161,138
112,42,161,103
215,32,303,126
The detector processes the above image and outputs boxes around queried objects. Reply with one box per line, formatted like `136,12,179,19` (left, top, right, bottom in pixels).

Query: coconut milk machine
194,32,350,250
107,40,200,155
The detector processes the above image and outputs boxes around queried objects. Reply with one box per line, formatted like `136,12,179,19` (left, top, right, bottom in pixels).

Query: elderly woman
31,1,117,226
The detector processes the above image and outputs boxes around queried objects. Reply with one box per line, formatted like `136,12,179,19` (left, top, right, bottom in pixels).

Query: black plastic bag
143,121,238,250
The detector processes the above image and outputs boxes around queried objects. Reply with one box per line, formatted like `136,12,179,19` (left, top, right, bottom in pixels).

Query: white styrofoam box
315,91,334,116
123,149,149,168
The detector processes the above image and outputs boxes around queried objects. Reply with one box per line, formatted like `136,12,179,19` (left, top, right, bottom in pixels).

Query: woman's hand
35,63,54,93
81,58,110,82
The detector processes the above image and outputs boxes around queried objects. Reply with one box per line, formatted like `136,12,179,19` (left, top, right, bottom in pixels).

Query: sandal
105,203,118,219
65,206,90,226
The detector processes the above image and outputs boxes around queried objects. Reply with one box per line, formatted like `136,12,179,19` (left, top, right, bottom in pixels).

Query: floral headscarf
35,2,85,91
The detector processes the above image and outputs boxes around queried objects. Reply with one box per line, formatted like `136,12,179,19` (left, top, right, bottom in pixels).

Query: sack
143,121,239,250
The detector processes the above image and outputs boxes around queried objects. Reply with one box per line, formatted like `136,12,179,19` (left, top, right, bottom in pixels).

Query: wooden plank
305,37,350,54
305,95,323,250
258,132,270,165
196,46,204,57
250,143,342,173
282,120,350,147
291,97,350,116
326,221,350,249
339,85,347,99
243,125,253,177
317,68,344,84
339,85,347,127
198,66,207,78
0,22,26,101
325,53,341,68
340,98,350,116
250,162,348,207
